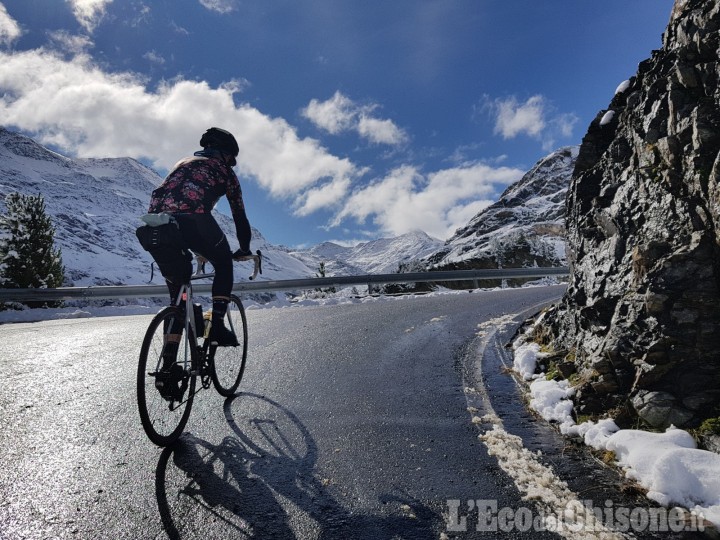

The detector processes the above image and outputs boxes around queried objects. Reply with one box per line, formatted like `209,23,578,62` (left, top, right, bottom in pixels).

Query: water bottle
203,309,212,339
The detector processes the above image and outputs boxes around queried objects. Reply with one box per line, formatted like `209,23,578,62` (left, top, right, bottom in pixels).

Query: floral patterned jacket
148,155,251,250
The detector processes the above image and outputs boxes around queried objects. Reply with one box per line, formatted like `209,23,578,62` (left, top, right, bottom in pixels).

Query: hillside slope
426,146,577,271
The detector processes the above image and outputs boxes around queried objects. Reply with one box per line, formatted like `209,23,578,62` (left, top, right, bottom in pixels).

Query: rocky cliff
546,0,720,429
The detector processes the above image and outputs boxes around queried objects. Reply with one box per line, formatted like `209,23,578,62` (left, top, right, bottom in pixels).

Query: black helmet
200,127,239,156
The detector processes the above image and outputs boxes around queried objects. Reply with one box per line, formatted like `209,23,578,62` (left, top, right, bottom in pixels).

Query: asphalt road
0,285,578,539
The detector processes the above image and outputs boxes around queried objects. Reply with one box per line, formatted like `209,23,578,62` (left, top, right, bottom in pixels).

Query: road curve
0,286,566,539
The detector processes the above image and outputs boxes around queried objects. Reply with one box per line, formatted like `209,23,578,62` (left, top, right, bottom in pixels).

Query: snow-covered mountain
425,146,577,270
0,128,573,290
290,231,443,276
0,128,442,286
0,127,317,286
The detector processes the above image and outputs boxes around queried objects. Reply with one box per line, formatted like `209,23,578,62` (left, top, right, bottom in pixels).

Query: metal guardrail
0,267,569,302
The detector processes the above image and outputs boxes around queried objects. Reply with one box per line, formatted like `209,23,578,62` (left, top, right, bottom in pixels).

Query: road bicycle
137,251,262,447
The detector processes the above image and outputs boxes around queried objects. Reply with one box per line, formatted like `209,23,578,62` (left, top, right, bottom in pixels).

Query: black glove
233,248,253,259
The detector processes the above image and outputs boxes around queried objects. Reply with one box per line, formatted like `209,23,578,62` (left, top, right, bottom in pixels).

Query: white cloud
493,95,546,139
47,31,94,55
142,50,165,65
0,49,356,209
296,177,353,216
66,0,113,33
553,113,578,138
357,115,408,146
480,94,579,152
449,199,495,228
302,91,355,135
129,4,151,28
543,112,579,150
0,45,529,241
170,21,190,36
0,4,22,46
199,0,237,14
334,162,523,239
220,78,251,94
303,91,408,146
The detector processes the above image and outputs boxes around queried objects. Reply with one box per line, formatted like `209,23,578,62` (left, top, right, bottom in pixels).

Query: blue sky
0,0,673,248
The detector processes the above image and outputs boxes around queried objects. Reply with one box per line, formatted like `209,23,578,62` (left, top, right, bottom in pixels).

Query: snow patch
512,324,720,528
513,341,545,380
615,80,631,94
480,425,623,538
599,110,615,126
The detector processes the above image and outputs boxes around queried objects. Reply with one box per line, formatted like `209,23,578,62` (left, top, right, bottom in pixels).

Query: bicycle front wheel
209,295,248,397
137,306,197,446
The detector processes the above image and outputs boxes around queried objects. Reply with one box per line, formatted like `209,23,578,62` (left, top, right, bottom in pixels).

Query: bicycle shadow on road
154,392,441,539
155,432,293,539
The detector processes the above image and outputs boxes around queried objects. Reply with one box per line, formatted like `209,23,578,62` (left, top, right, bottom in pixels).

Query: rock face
547,0,720,429
426,146,577,271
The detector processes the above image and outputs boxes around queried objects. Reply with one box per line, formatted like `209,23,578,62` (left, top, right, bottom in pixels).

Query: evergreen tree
0,192,64,308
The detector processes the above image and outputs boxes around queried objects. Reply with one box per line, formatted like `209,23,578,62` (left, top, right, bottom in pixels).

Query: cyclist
148,127,252,349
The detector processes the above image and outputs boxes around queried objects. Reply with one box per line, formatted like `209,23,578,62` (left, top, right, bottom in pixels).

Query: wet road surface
2,285,658,539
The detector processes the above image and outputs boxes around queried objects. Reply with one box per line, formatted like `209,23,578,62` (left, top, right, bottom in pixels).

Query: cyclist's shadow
156,432,290,539
155,392,438,539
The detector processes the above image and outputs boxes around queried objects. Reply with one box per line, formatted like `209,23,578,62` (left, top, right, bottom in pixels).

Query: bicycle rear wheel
137,306,197,446
209,294,248,397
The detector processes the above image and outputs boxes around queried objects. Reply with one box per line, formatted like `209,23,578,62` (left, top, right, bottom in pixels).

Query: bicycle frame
170,282,197,377
168,250,262,375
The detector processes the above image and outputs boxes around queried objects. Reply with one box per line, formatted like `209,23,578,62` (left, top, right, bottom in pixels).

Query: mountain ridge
425,146,576,271
0,128,456,287
293,230,443,276
0,126,319,286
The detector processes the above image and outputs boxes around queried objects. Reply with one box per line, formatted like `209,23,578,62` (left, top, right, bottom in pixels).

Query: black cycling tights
171,213,233,300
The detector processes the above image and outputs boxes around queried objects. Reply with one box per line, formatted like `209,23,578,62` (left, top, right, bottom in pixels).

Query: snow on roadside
528,379,575,429
480,424,625,539
511,326,720,529
0,304,160,323
0,284,517,324
513,342,546,381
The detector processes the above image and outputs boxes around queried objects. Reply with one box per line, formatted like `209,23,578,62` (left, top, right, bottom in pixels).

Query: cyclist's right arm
194,249,262,280
225,170,252,253
233,250,262,280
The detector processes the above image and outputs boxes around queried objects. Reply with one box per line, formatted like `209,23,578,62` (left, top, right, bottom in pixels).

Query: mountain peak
0,127,71,167
292,230,444,275
0,128,319,286
0,127,572,288
425,146,577,270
